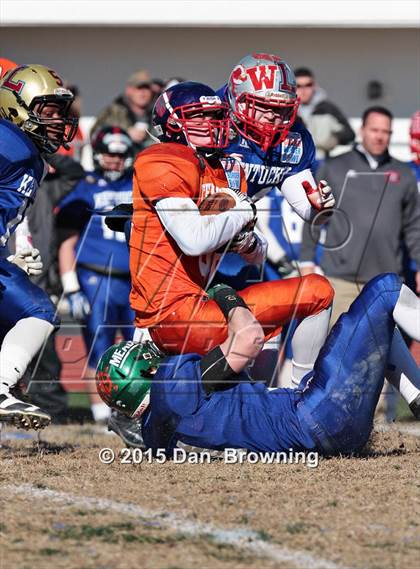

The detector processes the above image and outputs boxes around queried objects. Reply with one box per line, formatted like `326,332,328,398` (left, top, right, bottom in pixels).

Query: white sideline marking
4,484,349,569
375,423,420,437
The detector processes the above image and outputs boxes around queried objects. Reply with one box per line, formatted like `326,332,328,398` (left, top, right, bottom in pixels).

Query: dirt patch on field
1,424,419,569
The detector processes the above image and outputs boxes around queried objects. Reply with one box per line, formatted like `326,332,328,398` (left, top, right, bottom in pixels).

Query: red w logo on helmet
246,65,277,91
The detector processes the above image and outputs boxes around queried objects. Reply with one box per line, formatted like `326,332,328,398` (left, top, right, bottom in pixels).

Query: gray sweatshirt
300,146,420,282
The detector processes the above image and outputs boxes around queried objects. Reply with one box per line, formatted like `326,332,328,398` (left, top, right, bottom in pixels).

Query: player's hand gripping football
221,188,258,228
227,230,258,254
302,180,335,211
8,248,43,276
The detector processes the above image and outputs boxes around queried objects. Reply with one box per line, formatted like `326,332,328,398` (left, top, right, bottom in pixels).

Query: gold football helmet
0,64,78,153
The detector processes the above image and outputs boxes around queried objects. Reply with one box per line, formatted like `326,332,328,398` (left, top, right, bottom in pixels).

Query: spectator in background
295,67,355,160
300,106,420,325
300,106,420,422
91,69,155,153
151,78,165,100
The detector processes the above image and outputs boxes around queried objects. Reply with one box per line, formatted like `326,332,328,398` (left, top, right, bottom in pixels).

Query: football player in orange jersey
129,82,334,387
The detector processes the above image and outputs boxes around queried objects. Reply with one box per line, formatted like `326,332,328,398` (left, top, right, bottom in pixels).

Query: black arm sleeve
200,346,243,395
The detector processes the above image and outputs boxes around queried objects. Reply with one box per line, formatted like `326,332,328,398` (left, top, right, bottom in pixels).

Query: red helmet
227,53,299,152
409,110,420,164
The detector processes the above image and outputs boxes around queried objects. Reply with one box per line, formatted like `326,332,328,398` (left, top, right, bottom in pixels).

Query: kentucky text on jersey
0,119,47,247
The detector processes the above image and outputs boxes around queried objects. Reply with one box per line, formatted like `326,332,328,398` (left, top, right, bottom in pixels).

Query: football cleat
0,390,51,430
409,394,420,420
108,410,145,449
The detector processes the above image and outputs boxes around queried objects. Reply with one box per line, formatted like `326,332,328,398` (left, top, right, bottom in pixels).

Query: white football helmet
227,53,299,151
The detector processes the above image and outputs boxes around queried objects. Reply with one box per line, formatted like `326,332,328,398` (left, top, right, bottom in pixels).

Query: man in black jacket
300,106,420,325
295,67,355,159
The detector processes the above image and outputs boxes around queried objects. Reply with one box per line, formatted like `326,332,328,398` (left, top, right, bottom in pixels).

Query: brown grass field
1,422,419,569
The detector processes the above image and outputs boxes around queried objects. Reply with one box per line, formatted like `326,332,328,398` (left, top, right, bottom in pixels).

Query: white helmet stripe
163,90,181,126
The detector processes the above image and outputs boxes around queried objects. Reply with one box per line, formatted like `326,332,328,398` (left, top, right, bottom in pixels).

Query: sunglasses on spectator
134,83,151,89
296,82,314,88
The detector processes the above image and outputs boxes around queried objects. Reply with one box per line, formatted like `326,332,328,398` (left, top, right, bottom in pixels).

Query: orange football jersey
130,143,247,328
0,58,17,79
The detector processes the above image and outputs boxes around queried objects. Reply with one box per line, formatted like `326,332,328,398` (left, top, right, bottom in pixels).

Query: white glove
61,270,91,321
228,229,267,265
67,291,91,321
8,248,43,276
302,180,335,211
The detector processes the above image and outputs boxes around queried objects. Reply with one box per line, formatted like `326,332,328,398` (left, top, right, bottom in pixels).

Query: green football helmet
95,341,163,418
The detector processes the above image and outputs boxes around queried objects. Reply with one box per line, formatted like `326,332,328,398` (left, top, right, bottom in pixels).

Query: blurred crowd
0,57,419,425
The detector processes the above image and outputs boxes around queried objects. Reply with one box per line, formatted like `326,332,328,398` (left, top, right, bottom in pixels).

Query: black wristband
211,285,250,319
200,345,242,394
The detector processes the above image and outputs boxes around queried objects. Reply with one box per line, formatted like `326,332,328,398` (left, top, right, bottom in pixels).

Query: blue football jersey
142,354,315,453
217,84,316,201
0,119,47,248
57,172,133,272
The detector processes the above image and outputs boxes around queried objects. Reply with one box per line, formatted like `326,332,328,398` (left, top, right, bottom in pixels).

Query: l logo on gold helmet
0,64,78,153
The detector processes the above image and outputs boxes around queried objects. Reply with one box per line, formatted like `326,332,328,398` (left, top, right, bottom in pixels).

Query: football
199,191,237,216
